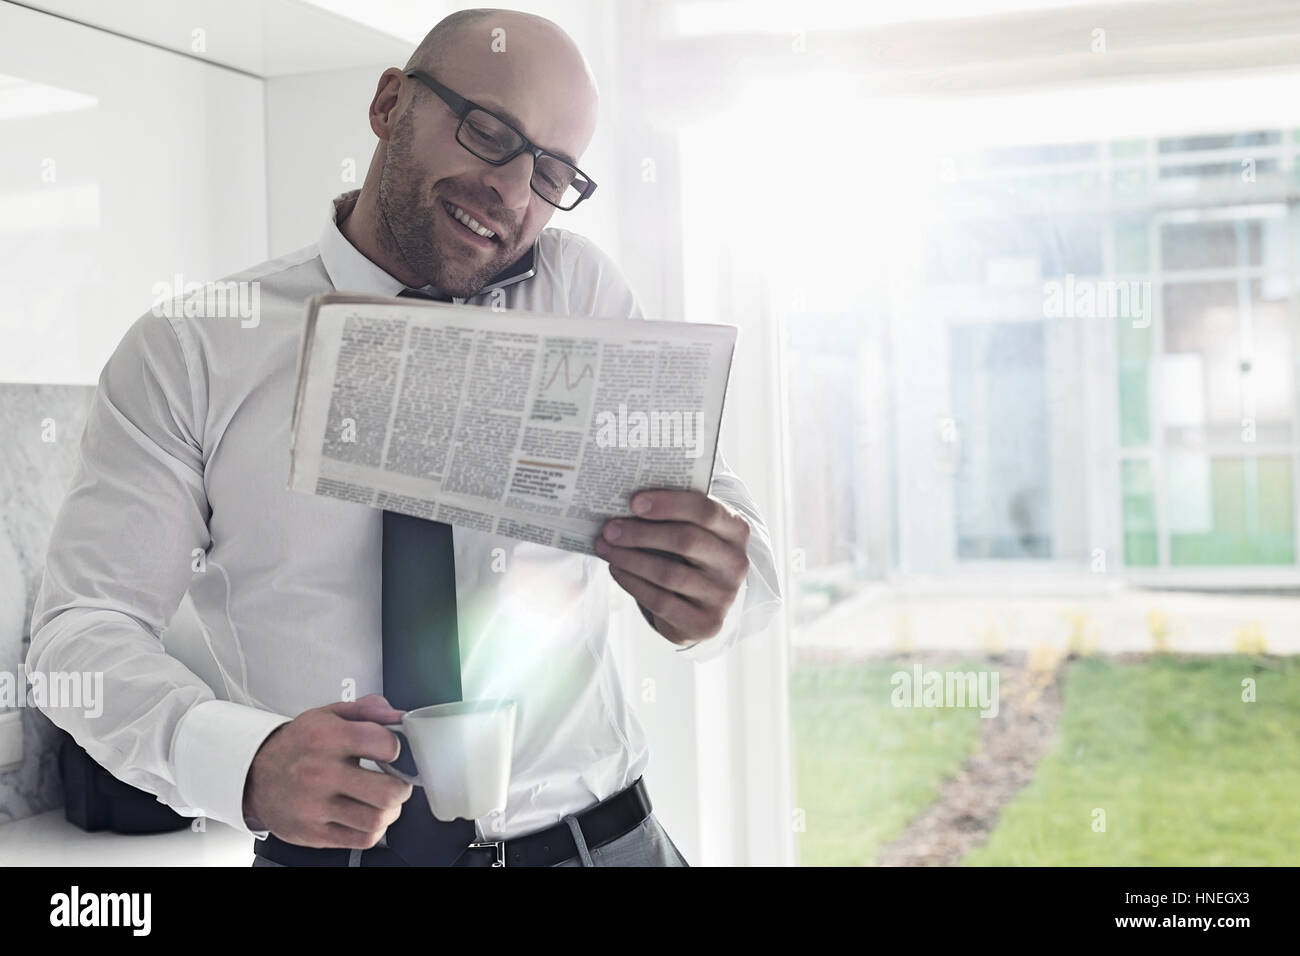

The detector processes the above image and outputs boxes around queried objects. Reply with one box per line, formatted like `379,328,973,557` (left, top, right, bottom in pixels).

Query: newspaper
288,292,738,555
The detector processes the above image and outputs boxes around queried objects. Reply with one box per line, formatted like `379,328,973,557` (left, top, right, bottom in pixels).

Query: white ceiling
9,0,416,76
17,0,1300,86
297,0,466,42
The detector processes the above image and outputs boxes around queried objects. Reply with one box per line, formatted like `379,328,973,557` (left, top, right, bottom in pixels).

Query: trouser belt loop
562,814,595,867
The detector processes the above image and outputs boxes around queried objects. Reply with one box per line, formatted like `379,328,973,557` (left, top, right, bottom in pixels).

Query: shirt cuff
171,699,292,838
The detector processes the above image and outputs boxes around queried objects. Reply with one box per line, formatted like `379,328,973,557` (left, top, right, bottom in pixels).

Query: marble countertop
0,809,254,866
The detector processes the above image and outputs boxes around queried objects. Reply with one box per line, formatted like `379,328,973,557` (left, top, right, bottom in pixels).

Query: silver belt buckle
467,840,506,867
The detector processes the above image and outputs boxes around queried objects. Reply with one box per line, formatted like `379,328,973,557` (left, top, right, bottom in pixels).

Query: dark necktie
381,286,476,865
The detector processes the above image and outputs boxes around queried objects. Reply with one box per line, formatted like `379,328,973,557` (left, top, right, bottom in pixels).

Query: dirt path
874,653,1065,867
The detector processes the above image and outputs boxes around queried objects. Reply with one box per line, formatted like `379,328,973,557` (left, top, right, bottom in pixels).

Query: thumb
327,693,404,725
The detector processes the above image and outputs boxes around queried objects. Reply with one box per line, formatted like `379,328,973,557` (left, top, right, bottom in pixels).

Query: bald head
404,8,599,162
342,8,601,297
403,8,498,70
405,7,595,78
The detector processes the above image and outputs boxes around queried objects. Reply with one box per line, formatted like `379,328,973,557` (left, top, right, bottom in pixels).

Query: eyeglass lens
459,108,587,208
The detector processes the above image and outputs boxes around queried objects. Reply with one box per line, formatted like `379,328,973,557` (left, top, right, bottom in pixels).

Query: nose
481,152,534,211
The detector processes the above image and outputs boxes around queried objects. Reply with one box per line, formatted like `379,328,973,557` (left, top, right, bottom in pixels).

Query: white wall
264,66,396,256
0,2,268,386
17,0,413,77
0,0,269,824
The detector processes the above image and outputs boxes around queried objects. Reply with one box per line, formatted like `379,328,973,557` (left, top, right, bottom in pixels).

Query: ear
369,68,407,141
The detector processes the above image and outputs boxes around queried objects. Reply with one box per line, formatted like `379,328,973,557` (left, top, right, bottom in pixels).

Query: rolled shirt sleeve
24,310,289,836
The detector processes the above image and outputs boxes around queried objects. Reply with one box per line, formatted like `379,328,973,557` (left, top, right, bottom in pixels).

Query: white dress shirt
26,190,781,844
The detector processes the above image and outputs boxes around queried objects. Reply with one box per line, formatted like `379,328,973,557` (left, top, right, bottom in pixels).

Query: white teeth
448,203,496,239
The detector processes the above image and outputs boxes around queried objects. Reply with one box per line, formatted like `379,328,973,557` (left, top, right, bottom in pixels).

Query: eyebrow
475,97,579,166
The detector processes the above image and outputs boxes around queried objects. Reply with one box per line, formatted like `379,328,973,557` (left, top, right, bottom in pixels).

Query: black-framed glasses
404,69,597,211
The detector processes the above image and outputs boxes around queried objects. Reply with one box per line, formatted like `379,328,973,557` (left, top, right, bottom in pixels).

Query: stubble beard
376,108,518,297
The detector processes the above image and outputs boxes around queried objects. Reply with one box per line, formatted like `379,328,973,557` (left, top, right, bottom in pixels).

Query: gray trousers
251,812,689,867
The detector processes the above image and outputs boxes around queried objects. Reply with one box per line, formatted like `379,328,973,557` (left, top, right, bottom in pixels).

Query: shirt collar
318,190,537,300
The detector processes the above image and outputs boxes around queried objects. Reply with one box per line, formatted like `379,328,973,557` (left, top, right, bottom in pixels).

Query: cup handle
372,723,421,787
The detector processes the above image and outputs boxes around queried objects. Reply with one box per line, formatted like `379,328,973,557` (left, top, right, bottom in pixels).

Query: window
781,119,1300,865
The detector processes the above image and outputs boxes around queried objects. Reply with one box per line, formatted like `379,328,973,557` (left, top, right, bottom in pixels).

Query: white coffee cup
373,699,516,821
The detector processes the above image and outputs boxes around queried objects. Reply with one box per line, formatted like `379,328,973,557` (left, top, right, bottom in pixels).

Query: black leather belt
253,777,652,867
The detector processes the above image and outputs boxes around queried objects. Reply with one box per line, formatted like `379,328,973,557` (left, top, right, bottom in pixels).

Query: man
27,8,780,867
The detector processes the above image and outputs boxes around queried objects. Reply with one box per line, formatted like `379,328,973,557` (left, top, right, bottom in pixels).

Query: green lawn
791,655,1300,866
966,655,1300,865
790,660,985,866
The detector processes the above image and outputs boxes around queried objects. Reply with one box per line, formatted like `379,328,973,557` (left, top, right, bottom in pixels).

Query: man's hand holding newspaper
596,490,750,651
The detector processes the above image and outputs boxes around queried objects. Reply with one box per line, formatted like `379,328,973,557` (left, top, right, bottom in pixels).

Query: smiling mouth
441,200,500,244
